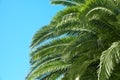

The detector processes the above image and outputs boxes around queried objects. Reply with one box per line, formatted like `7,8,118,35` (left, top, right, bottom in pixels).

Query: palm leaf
47,71,64,80
63,55,99,80
26,59,70,80
30,7,79,48
30,37,75,64
98,41,120,80
51,0,79,6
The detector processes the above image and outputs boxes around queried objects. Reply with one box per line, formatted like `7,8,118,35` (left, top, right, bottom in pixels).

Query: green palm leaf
51,0,79,6
63,55,99,80
30,37,75,64
30,7,79,48
26,59,70,80
47,71,64,80
98,41,120,80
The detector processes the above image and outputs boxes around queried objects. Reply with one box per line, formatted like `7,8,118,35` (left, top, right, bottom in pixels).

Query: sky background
0,0,63,80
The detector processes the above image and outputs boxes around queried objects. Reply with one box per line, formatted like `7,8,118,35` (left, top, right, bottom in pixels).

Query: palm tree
26,0,120,80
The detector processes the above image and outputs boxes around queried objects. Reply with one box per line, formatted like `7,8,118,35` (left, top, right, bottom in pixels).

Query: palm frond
71,0,85,3
61,32,98,58
98,41,120,80
30,37,75,64
47,71,64,80
26,59,70,80
51,6,79,23
86,6,117,22
63,55,99,80
31,7,79,48
50,0,79,6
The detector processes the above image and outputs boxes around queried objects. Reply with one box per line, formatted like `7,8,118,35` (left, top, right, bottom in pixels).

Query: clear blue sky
0,0,63,80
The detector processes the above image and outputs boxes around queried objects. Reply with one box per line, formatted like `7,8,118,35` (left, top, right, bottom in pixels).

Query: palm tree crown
26,0,120,80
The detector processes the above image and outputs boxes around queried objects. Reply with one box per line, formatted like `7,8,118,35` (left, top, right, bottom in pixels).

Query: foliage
26,0,120,80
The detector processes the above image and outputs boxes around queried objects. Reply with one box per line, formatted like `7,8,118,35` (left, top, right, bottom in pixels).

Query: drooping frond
61,32,98,58
50,0,79,6
63,55,99,80
51,6,79,24
79,0,119,20
71,0,85,3
98,41,120,80
26,59,70,80
46,71,64,80
85,6,117,22
30,37,75,64
30,7,79,48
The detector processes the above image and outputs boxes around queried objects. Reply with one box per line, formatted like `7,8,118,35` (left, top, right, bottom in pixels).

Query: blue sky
0,0,63,80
